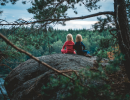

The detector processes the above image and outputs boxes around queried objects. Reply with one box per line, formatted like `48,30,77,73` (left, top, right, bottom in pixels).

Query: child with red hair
61,34,76,54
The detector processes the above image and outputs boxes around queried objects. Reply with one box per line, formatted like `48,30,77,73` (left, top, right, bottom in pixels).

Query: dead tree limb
0,33,73,80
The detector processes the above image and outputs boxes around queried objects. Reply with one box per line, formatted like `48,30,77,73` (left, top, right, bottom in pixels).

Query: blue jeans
82,50,90,54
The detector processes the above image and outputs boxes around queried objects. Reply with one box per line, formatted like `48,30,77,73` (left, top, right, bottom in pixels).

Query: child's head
76,34,82,42
66,33,73,41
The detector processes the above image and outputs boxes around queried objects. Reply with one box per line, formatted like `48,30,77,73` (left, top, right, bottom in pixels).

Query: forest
0,0,130,100
0,27,115,74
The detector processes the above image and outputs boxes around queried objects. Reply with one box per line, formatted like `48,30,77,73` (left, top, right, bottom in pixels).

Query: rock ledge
4,54,100,100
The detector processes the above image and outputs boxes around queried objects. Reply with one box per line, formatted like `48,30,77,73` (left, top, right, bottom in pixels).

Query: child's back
61,34,76,54
74,41,85,55
63,41,75,53
74,34,91,57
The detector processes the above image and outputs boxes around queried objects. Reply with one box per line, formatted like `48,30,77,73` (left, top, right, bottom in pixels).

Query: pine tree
92,15,115,32
114,0,130,80
27,0,101,29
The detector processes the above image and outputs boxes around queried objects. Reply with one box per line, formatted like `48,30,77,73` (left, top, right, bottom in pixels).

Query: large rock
4,54,99,100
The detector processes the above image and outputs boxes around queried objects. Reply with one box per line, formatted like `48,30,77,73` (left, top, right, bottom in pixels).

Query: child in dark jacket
74,34,91,57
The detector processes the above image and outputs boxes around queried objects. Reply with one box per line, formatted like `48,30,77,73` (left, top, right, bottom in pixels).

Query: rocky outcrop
4,54,107,100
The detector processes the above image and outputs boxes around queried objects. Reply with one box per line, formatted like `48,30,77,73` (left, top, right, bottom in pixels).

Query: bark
114,0,130,80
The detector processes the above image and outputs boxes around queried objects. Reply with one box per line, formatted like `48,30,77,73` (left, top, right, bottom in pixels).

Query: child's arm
81,42,85,50
62,42,66,49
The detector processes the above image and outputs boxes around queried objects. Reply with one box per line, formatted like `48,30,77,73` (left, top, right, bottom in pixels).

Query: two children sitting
61,34,91,57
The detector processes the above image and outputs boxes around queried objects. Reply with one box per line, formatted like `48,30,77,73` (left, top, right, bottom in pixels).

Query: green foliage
106,53,125,74
41,67,108,100
94,41,112,62
51,40,63,53
95,49,108,59
40,66,129,100
0,27,116,75
0,0,19,6
99,38,110,49
28,0,101,26
92,15,115,32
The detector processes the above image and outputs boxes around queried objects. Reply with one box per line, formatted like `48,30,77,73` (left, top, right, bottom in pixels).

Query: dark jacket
74,42,85,55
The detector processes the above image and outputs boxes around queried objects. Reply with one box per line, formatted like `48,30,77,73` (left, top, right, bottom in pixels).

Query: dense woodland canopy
0,0,130,100
0,27,115,74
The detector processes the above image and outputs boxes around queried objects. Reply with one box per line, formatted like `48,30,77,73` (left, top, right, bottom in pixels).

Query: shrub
40,66,124,100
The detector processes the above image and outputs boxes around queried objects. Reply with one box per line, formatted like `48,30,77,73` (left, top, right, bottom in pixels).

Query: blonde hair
66,33,73,41
76,34,82,42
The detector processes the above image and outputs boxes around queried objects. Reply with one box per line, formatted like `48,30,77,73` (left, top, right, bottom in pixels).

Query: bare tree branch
1,56,22,64
0,11,114,25
0,64,12,70
0,33,73,80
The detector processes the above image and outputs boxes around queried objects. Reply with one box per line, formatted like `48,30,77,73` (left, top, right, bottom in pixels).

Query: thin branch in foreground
0,11,114,25
1,56,22,64
0,33,73,80
109,29,118,38
0,64,12,70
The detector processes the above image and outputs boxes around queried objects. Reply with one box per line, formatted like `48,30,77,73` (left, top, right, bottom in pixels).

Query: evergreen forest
0,26,115,75
0,0,130,100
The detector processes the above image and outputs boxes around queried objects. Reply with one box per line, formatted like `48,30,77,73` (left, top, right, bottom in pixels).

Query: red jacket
62,41,75,53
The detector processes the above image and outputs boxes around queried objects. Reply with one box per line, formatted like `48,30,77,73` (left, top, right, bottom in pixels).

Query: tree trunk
114,0,130,80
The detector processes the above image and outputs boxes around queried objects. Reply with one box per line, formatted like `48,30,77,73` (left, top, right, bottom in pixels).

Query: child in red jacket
61,34,76,54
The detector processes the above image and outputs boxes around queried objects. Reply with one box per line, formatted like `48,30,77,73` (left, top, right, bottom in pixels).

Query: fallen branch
0,33,89,90
60,70,78,73
60,70,80,79
0,33,73,80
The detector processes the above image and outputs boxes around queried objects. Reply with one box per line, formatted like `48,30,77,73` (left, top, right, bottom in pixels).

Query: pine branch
109,29,118,38
0,11,114,25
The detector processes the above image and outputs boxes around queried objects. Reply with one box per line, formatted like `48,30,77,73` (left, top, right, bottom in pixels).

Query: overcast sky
0,0,114,30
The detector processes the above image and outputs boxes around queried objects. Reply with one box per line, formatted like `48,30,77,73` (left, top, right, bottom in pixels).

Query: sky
0,0,114,30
